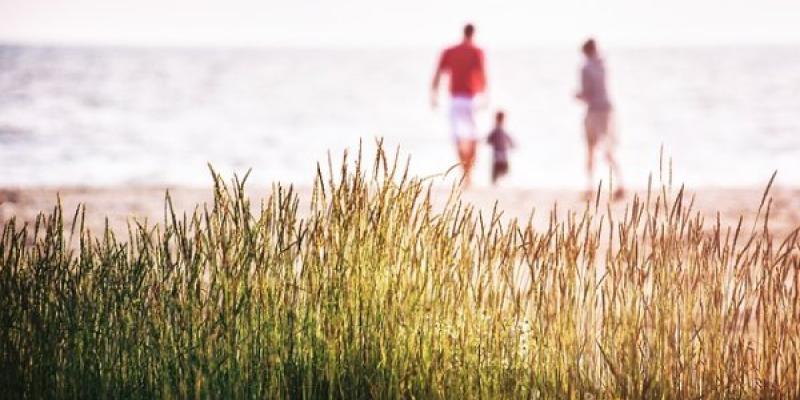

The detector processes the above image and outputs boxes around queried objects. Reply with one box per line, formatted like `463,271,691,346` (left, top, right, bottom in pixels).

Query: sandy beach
2,185,799,239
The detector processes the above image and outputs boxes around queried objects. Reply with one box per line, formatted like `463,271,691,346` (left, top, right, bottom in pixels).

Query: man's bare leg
458,139,476,188
604,148,625,200
584,141,596,200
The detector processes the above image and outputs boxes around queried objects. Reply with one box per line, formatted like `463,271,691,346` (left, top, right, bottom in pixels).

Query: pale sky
2,0,800,48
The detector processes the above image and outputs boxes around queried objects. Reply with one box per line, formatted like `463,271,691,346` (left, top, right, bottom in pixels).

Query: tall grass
1,146,799,398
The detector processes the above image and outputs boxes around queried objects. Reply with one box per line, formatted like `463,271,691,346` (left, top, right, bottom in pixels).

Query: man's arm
431,51,447,109
475,49,487,93
472,49,489,109
576,66,589,102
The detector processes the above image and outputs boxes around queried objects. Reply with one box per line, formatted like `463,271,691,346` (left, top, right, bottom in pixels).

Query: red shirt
437,42,486,97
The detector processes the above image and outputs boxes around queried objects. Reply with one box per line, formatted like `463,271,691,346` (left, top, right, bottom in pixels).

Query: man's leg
585,113,598,198
602,112,624,199
451,97,477,188
462,100,478,187
450,97,470,186
585,143,596,197
458,139,476,187
604,147,625,199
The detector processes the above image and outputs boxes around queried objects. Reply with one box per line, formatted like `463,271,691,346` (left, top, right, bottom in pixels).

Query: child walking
486,111,514,185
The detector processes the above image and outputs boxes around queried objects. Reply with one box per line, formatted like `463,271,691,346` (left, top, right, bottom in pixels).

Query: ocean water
1,44,798,188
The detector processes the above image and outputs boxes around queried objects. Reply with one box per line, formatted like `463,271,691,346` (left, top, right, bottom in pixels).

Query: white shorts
449,96,477,142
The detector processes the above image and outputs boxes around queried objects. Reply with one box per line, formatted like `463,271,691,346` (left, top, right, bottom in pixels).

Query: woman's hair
582,38,597,56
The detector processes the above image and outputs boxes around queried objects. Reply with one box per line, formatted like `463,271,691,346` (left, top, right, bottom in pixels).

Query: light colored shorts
584,110,616,147
450,96,477,142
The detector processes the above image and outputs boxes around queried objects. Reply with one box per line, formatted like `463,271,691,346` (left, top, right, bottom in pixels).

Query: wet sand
2,185,799,240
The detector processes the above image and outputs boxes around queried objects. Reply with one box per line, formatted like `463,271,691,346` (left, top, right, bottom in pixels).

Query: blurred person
431,23,488,188
575,38,624,200
486,110,514,185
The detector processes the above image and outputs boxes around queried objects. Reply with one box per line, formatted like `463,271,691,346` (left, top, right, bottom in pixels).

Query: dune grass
1,146,799,398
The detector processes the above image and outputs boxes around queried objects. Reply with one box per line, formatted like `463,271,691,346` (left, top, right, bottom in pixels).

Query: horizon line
3,38,800,51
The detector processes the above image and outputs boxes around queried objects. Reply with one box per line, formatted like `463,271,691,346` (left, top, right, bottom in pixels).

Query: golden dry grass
1,145,798,398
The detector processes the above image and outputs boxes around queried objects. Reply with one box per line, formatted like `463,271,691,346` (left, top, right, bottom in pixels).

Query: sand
1,185,799,240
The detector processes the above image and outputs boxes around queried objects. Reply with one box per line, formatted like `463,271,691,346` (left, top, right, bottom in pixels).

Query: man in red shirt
431,23,487,188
